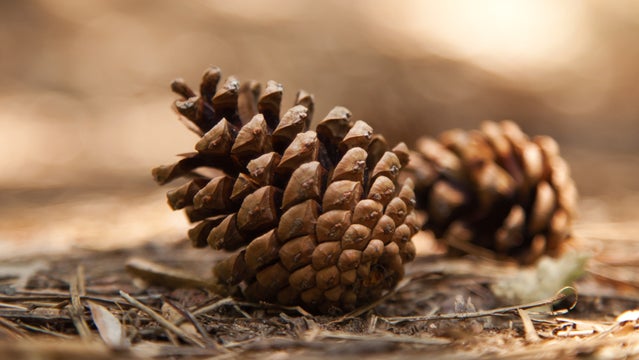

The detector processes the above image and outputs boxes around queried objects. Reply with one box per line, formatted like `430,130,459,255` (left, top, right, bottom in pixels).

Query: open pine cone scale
153,67,419,314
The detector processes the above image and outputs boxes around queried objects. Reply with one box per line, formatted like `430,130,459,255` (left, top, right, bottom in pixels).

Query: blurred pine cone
408,121,577,264
152,67,419,314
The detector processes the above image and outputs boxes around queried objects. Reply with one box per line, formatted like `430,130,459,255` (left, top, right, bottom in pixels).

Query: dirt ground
1,186,639,359
2,1,639,359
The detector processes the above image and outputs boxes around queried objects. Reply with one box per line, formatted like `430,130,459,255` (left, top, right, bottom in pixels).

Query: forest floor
1,187,639,359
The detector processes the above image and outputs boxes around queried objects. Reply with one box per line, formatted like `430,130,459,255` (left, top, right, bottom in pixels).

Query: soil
1,188,639,359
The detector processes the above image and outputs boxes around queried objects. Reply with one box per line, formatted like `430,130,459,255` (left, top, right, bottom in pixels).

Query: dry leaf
616,310,639,325
491,251,589,305
88,301,130,349
518,308,541,343
614,309,639,335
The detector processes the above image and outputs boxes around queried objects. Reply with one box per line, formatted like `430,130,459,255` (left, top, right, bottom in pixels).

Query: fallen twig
0,293,157,308
68,265,91,340
0,302,29,311
329,276,413,324
119,290,205,348
320,331,451,345
382,287,577,325
0,316,26,339
0,309,73,322
163,297,223,350
19,323,75,339
179,297,311,326
180,297,236,323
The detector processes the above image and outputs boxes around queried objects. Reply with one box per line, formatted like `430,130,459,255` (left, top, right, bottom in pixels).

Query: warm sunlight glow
368,0,589,74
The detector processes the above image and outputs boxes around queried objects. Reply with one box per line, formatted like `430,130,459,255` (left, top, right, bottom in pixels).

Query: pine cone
408,120,577,264
152,67,419,314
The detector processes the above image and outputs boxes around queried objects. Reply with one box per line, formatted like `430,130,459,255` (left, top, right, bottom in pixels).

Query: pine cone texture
408,121,577,264
153,67,419,314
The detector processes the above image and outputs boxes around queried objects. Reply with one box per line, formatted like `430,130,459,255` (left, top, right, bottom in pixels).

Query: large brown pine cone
152,67,419,314
408,120,577,264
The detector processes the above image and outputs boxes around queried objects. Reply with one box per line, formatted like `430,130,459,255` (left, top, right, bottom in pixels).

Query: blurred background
1,0,638,256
